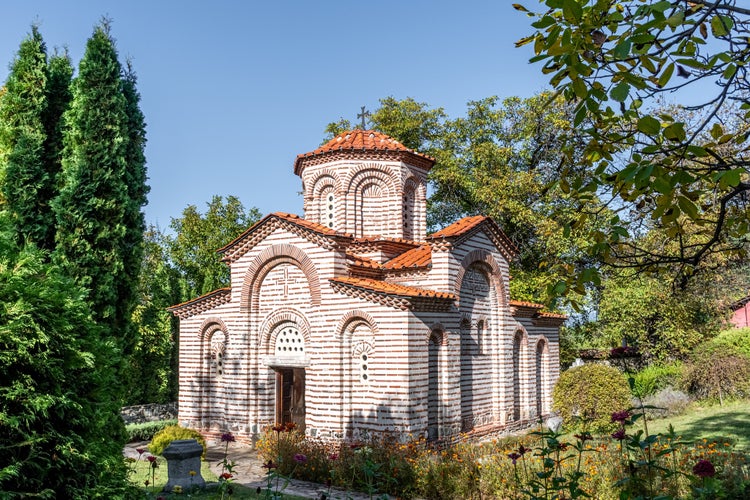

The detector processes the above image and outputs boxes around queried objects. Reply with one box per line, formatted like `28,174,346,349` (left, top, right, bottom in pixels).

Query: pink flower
328,453,339,460
136,448,146,455
147,455,157,463
294,453,308,464
611,428,627,440
693,459,716,478
221,432,236,443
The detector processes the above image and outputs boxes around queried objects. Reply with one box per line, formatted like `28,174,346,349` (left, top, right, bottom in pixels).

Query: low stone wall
121,402,178,425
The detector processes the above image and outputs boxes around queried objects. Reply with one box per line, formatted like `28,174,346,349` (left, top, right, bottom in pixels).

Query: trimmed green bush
631,362,682,397
704,327,750,358
149,425,207,458
125,419,178,442
552,363,632,433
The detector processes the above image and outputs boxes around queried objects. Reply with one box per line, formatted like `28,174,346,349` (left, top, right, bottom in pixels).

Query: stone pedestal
162,439,206,492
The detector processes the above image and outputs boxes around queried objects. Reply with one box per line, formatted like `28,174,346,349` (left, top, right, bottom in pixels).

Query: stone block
162,439,205,492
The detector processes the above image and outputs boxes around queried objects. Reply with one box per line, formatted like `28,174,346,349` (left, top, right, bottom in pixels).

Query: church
169,129,563,443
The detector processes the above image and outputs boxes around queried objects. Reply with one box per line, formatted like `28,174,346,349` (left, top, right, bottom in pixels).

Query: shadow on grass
666,409,750,450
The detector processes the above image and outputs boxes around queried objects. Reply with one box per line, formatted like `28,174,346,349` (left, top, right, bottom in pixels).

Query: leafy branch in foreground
516,0,750,301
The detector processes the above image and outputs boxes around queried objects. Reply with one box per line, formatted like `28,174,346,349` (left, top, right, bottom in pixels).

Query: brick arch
454,249,507,307
342,162,398,195
309,169,343,197
511,326,530,421
259,308,312,355
336,310,379,339
240,244,321,315
427,323,448,346
200,317,229,341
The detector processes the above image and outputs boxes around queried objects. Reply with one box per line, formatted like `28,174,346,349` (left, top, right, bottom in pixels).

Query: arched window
402,184,416,240
209,331,227,380
536,340,550,416
352,341,373,385
274,323,305,359
427,330,444,441
512,331,525,421
319,186,336,229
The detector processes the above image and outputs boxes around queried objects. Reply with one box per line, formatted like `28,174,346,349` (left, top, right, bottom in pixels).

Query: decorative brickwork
173,129,562,445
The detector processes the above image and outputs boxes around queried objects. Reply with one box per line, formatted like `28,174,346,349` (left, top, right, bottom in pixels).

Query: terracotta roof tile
294,130,435,174
346,253,382,269
538,311,568,319
509,299,545,309
383,245,432,270
331,276,454,300
429,215,487,239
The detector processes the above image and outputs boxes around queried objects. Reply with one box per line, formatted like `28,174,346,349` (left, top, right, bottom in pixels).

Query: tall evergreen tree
0,26,59,249
54,23,131,327
119,61,149,360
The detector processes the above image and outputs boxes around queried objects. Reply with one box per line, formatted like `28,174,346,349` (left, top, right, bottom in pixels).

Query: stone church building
170,130,563,443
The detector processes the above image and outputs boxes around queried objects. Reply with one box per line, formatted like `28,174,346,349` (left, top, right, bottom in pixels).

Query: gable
427,215,517,262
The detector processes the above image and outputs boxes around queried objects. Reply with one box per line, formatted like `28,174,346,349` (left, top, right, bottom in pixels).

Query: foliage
125,419,178,442
516,0,750,303
0,26,71,251
0,221,131,497
257,412,750,499
596,268,727,360
126,226,181,404
702,326,750,358
641,387,691,419
167,194,261,298
552,363,632,433
632,362,683,397
52,22,149,408
682,344,750,404
149,425,207,458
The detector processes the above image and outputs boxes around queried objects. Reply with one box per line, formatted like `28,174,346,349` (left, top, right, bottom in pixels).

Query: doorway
275,368,305,431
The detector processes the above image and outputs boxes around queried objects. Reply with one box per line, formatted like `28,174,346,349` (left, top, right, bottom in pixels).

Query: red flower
611,410,630,423
693,459,716,478
507,452,521,464
611,428,627,440
294,453,308,464
518,445,529,456
328,453,339,461
285,422,296,431
272,423,285,433
136,448,146,455
262,460,277,470
220,472,233,480
147,455,157,463
221,432,236,443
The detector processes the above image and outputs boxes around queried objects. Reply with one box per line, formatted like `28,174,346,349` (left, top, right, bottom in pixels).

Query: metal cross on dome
357,106,371,129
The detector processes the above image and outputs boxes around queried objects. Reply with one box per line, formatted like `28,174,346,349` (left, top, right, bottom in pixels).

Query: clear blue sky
1,1,551,230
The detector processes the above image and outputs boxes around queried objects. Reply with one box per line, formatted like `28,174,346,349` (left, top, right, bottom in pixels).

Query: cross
357,106,371,129
272,266,302,299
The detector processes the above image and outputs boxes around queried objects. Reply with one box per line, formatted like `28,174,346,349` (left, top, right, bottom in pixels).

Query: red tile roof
383,245,432,270
429,215,487,239
346,253,382,269
331,276,454,300
294,130,435,174
217,212,352,257
509,299,545,309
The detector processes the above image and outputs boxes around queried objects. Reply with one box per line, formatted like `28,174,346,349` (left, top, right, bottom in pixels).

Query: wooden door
275,368,305,431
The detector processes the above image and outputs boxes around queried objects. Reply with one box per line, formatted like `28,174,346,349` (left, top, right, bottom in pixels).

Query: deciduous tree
516,0,750,300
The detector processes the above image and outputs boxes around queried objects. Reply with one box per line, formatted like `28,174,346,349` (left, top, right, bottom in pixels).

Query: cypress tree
54,22,130,330
0,26,56,249
119,61,149,359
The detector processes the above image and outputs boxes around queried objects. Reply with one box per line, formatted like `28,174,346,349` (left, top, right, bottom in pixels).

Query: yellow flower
189,470,196,476
172,485,183,494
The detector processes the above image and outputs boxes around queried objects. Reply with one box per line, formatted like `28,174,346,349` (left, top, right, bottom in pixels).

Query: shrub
641,388,691,418
125,419,178,442
704,327,750,358
682,344,750,404
552,363,632,433
149,425,207,458
631,362,683,397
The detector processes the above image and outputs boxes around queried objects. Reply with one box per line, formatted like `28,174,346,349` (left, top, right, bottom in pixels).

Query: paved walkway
125,440,387,499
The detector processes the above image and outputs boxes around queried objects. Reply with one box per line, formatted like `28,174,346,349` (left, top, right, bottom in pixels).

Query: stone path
125,440,388,499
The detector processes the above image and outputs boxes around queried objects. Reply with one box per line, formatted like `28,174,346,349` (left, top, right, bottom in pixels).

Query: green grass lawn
639,399,750,451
